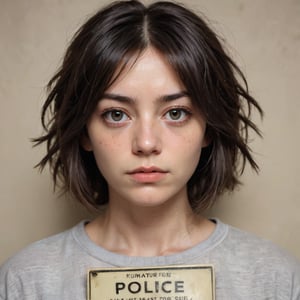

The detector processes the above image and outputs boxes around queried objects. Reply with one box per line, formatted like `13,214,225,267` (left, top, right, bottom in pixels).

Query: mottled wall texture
1,0,299,263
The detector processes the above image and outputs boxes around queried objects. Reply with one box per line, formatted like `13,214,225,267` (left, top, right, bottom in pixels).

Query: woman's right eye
102,109,129,124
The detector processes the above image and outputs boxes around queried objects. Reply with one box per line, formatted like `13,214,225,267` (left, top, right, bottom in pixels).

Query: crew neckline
72,219,228,267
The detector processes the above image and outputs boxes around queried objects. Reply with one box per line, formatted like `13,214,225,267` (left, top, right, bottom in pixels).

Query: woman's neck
85,200,215,257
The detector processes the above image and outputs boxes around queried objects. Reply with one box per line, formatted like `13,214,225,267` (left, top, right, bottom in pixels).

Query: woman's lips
127,167,168,183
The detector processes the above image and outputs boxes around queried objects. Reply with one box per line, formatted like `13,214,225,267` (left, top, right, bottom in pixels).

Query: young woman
1,1,299,299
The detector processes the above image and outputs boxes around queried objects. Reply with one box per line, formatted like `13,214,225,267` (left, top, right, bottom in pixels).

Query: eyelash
163,107,192,124
101,108,130,127
100,106,192,126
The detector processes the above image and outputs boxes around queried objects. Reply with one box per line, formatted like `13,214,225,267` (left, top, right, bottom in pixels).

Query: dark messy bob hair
34,0,263,212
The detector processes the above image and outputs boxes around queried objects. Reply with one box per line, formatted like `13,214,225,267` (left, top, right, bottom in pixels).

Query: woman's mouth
127,167,168,183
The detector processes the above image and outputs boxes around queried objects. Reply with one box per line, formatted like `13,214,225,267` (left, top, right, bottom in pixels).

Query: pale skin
83,47,215,257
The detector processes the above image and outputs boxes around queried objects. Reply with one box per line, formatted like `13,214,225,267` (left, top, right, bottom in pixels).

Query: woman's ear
202,127,212,148
202,135,211,148
80,133,93,151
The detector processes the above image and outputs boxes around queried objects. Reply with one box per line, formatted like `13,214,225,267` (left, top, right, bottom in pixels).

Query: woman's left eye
164,108,190,122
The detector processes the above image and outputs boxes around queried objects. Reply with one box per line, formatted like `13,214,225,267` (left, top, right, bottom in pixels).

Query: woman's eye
102,110,129,123
164,108,190,122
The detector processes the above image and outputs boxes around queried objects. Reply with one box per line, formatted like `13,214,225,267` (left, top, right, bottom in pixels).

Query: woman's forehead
106,47,184,93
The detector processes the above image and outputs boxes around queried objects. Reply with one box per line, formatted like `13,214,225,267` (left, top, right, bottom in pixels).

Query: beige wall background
0,0,299,264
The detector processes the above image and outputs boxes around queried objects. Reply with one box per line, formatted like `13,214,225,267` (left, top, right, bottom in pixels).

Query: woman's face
84,48,208,209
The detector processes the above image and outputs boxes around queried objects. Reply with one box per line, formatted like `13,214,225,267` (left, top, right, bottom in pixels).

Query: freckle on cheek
182,136,195,144
98,140,121,148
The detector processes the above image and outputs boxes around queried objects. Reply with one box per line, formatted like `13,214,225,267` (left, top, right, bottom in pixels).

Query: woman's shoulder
0,221,89,299
219,220,300,274
205,220,300,299
0,221,84,277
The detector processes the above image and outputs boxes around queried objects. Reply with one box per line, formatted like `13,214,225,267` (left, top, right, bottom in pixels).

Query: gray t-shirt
1,219,299,299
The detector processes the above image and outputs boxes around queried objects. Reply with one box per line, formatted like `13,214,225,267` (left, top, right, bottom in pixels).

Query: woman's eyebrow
160,91,189,102
102,93,133,103
102,91,189,103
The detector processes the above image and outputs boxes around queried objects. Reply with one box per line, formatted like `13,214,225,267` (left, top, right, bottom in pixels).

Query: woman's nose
132,121,162,156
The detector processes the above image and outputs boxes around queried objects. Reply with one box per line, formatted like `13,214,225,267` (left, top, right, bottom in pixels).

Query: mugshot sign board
87,265,215,300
